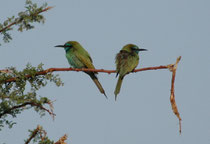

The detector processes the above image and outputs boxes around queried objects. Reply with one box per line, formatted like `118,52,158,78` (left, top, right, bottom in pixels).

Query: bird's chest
117,53,139,75
65,53,84,68
119,53,139,64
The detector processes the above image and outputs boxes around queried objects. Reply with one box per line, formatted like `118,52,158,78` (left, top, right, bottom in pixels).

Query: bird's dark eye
64,43,72,47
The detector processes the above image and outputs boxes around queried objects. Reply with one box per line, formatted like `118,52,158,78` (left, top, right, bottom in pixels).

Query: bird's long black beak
137,48,147,51
55,45,65,48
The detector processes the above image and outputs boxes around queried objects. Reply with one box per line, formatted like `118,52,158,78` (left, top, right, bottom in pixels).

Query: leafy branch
0,101,55,119
0,0,53,44
0,63,63,130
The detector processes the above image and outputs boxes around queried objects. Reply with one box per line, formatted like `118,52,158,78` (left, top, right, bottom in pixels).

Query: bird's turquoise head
55,41,80,52
122,44,147,54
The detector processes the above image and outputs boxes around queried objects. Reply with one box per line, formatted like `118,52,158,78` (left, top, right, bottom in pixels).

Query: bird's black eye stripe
64,43,72,47
131,46,138,50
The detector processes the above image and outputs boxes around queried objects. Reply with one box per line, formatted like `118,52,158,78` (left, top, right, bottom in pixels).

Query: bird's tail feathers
89,73,107,99
114,75,124,101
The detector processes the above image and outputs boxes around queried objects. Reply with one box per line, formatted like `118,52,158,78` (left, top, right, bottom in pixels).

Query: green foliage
0,63,63,130
0,0,48,45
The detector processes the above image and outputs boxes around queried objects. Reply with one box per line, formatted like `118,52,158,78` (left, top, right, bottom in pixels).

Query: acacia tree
0,0,182,143
0,0,66,143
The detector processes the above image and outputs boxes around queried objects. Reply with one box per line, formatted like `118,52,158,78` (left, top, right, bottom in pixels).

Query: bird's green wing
75,49,95,69
115,50,128,73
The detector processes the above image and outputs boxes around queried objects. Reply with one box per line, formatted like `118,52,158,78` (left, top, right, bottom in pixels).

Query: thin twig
40,128,47,142
48,100,55,120
32,102,56,119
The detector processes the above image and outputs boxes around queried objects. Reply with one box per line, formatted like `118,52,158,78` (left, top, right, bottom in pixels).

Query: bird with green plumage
114,44,147,100
55,41,107,98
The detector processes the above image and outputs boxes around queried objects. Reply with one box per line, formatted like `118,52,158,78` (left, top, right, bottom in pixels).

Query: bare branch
169,56,182,133
0,56,182,133
3,65,170,83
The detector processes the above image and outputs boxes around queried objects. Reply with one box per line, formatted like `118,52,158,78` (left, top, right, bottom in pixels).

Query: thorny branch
0,56,182,133
0,7,53,33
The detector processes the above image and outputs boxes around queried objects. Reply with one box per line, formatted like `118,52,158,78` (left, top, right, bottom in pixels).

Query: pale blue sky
1,0,210,143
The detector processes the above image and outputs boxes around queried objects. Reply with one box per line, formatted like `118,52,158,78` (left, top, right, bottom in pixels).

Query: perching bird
55,41,107,98
114,44,147,100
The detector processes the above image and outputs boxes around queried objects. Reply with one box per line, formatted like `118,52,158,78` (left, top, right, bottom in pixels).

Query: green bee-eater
55,41,107,98
114,44,147,100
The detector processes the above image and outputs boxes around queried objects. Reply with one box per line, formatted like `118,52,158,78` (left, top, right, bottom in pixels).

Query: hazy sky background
1,0,210,143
